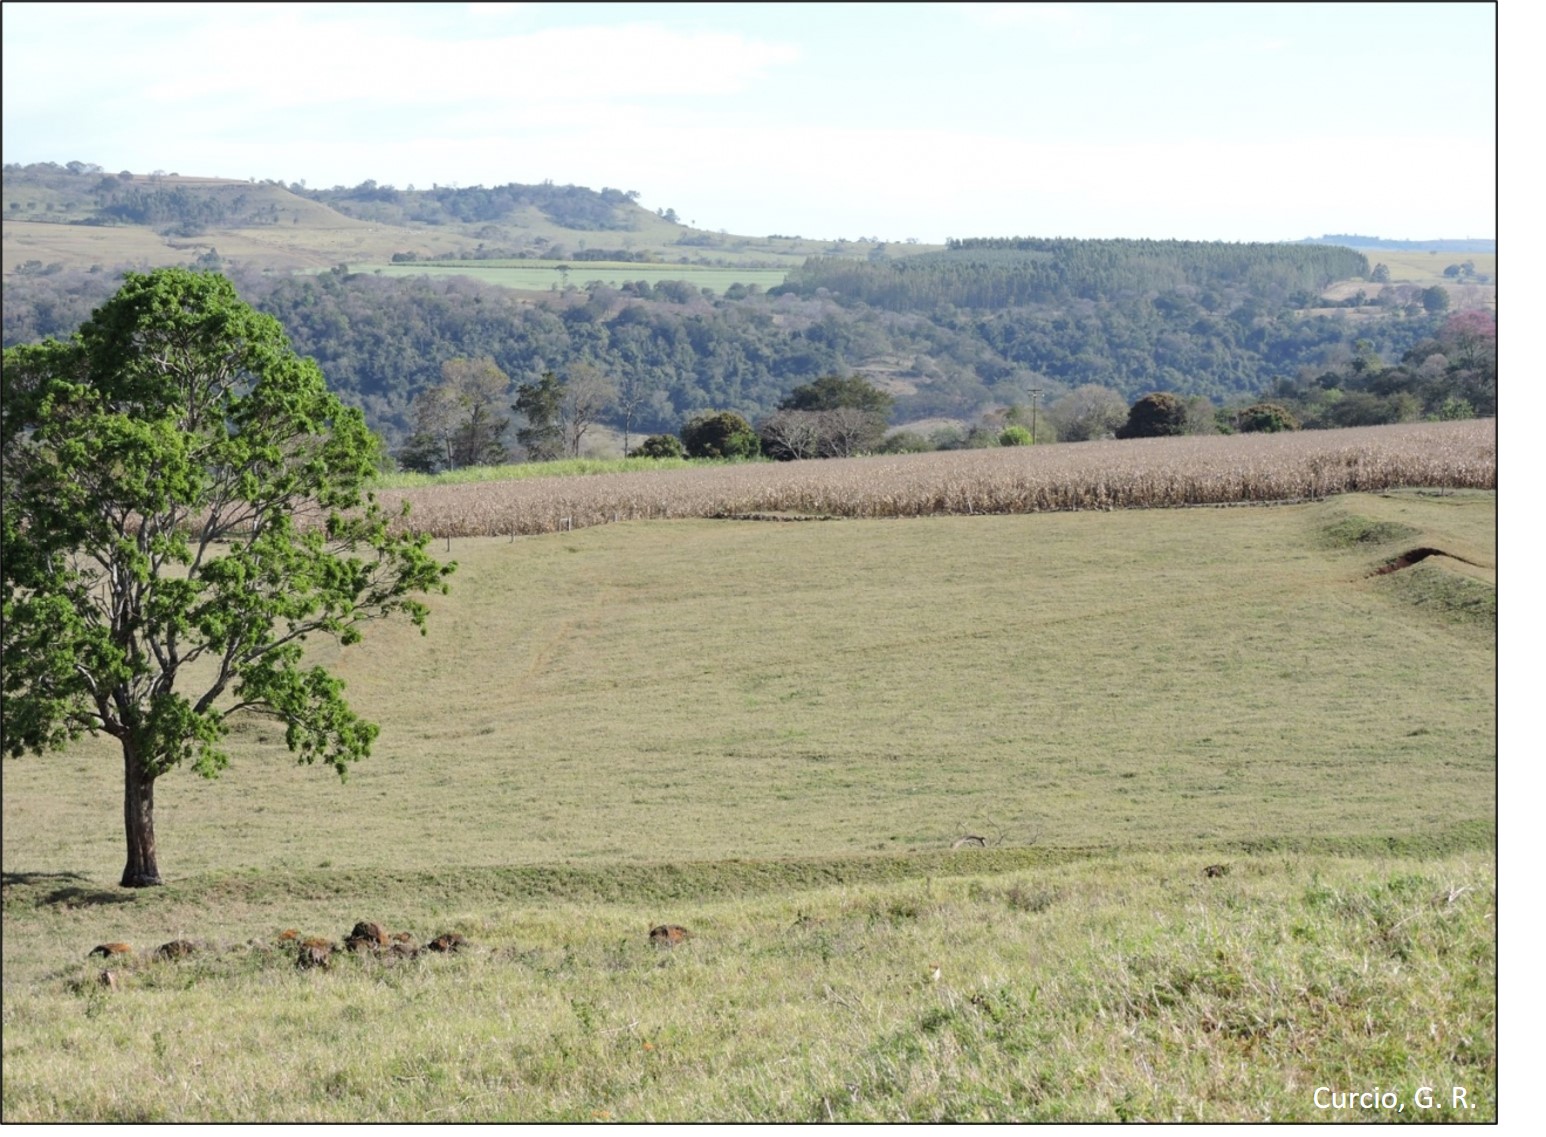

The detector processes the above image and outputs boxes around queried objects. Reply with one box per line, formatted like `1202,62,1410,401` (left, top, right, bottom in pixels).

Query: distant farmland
350,258,791,295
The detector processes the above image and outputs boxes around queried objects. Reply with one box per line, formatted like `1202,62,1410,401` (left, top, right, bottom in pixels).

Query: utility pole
1028,386,1043,444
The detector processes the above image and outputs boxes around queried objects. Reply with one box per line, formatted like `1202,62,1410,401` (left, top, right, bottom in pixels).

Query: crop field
371,419,1496,538
1,471,1497,1120
1349,249,1496,284
351,258,791,296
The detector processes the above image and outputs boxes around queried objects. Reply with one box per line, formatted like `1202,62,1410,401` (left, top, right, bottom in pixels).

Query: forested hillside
3,254,1462,448
3,164,1492,453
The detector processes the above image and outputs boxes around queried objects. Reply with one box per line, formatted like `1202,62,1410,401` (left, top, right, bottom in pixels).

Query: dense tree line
294,180,639,230
781,239,1369,310
4,251,1477,454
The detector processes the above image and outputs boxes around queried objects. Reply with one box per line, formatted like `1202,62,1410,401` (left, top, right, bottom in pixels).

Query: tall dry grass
374,420,1496,538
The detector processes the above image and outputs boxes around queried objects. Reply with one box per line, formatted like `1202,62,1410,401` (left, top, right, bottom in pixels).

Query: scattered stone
649,924,691,947
426,933,467,953
88,942,132,959
1203,863,1230,878
154,939,197,962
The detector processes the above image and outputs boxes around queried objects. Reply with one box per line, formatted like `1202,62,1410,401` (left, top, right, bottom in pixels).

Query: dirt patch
1370,547,1464,575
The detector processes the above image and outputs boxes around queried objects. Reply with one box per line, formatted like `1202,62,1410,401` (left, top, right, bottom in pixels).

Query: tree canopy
1,268,453,886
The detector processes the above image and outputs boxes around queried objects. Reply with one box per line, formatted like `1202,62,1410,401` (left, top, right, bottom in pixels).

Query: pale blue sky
3,2,1500,242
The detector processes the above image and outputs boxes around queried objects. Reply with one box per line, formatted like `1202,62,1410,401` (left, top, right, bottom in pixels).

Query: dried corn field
375,419,1496,538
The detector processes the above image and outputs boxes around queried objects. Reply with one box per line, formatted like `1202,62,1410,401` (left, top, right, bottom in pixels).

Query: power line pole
1028,386,1042,444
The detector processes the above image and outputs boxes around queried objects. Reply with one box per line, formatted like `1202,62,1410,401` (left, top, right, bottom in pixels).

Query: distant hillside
1298,234,1496,253
778,238,1368,310
3,162,1494,458
1,161,876,275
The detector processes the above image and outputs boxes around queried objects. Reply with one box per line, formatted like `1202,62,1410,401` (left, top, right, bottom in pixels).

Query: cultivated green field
351,258,791,296
1,490,1496,1121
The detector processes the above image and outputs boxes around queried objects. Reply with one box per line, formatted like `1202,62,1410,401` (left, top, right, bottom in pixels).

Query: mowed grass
1,490,1495,1120
1,491,1496,878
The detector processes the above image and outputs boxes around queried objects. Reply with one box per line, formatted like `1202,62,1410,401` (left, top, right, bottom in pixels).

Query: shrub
631,434,687,459
999,424,1034,447
680,411,760,460
1116,392,1188,439
878,430,933,454
1235,402,1301,433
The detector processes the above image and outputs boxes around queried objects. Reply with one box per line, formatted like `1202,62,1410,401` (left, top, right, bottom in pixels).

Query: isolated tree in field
513,371,566,461
1,269,454,888
1115,392,1189,439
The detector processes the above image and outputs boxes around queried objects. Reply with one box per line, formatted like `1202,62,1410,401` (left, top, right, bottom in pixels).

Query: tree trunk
121,744,162,887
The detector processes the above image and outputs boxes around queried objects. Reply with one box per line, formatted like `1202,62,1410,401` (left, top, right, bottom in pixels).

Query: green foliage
779,374,894,416
1421,286,1451,314
0,268,454,886
877,430,933,454
5,259,1457,443
631,433,687,459
1116,392,1189,439
783,238,1368,311
1235,402,1300,433
680,411,760,460
998,424,1034,447
513,371,566,462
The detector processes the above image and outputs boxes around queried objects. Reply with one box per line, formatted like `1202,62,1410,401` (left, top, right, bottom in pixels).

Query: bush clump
1116,392,1189,439
631,434,687,459
1235,402,1301,433
680,411,760,459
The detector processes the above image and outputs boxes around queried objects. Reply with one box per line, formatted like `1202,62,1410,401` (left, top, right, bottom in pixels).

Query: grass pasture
351,258,791,296
0,478,1496,1120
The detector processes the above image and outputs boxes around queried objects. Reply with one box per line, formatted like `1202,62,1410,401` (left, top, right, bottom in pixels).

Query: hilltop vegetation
3,161,1496,456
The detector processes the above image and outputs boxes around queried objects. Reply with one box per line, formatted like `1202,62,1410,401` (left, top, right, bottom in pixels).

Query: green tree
779,374,894,416
999,424,1033,446
1,269,453,887
630,433,686,459
440,356,511,468
1115,392,1189,439
680,411,759,459
513,371,566,462
1234,401,1301,433
1421,285,1451,314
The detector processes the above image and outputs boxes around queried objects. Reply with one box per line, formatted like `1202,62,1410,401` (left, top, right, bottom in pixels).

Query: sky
1,2,1500,244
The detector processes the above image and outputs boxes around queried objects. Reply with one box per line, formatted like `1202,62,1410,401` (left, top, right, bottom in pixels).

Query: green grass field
1,490,1496,1120
351,259,791,296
